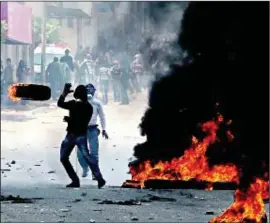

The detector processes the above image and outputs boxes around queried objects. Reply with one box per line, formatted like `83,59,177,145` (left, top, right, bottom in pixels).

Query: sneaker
66,181,80,188
98,178,106,189
82,168,89,178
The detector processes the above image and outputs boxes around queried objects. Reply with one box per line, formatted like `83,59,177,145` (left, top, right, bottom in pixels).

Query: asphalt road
1,92,269,222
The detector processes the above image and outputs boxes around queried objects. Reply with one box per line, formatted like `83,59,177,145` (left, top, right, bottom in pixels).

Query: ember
8,84,22,102
210,177,269,223
128,114,239,188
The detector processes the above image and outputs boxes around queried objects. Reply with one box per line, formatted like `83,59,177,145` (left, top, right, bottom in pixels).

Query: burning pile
210,177,269,223
123,114,240,189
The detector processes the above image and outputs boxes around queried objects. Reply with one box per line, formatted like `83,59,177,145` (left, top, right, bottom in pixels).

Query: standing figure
57,83,106,188
130,55,143,94
99,67,110,105
120,51,130,105
46,57,61,100
60,49,74,83
16,60,27,83
60,58,70,88
3,58,14,95
110,60,122,102
80,54,95,85
77,83,109,179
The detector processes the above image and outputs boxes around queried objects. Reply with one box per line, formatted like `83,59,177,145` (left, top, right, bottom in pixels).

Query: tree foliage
33,17,60,47
1,20,8,43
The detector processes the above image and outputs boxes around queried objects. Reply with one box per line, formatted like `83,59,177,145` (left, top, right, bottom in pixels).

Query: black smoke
133,2,269,189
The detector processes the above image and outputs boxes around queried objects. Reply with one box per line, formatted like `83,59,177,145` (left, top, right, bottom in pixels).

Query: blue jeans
77,126,100,170
60,133,103,182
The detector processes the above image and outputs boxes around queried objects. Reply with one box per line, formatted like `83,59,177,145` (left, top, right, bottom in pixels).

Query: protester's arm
57,84,74,110
98,101,106,131
57,95,74,110
97,100,109,139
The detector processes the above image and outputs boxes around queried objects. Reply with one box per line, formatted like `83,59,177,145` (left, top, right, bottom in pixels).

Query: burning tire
8,83,51,101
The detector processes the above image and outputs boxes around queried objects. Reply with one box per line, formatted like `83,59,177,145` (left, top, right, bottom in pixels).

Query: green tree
33,17,60,47
1,20,8,43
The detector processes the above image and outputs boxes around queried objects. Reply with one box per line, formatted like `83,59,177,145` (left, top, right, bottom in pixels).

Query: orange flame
8,83,30,102
130,114,239,188
210,178,269,223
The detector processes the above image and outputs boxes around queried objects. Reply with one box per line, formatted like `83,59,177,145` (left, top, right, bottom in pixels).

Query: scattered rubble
89,219,95,223
98,199,141,206
1,195,43,203
60,209,70,213
10,160,16,164
131,217,139,221
81,192,87,197
1,169,11,172
48,170,56,174
205,211,215,215
72,199,81,203
143,194,177,202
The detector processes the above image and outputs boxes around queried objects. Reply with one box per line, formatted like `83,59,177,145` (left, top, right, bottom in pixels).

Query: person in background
96,53,110,105
61,49,74,83
16,60,27,82
46,57,61,100
60,58,70,88
110,60,122,102
130,54,143,95
80,54,95,85
119,51,130,105
57,83,106,188
3,58,13,96
75,45,84,62
77,83,109,179
25,66,32,83
99,66,110,105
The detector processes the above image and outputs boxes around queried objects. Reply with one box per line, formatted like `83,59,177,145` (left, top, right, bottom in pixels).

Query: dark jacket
61,55,74,72
57,95,93,136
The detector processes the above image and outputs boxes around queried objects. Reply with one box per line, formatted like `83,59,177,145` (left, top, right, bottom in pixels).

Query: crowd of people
45,47,153,105
1,58,32,104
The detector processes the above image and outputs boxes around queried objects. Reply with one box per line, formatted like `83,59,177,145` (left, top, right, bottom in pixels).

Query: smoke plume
133,2,269,189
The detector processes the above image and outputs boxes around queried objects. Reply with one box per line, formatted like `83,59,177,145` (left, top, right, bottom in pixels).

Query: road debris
131,217,139,221
1,195,43,203
48,170,56,174
10,160,16,164
72,199,81,203
60,209,70,213
81,192,87,197
98,199,141,206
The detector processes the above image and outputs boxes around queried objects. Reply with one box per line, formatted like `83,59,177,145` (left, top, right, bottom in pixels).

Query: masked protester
57,83,106,188
77,83,109,179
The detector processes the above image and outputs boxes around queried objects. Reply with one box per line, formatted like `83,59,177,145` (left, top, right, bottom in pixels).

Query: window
67,18,74,28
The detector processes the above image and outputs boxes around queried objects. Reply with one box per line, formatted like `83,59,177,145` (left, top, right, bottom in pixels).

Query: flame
210,178,269,223
130,114,239,188
8,83,30,102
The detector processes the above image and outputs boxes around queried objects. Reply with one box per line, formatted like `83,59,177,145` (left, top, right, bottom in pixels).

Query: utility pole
41,2,47,84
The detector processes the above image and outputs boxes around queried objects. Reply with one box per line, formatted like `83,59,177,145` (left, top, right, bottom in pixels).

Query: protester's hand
62,83,73,96
63,116,70,123
102,130,109,139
